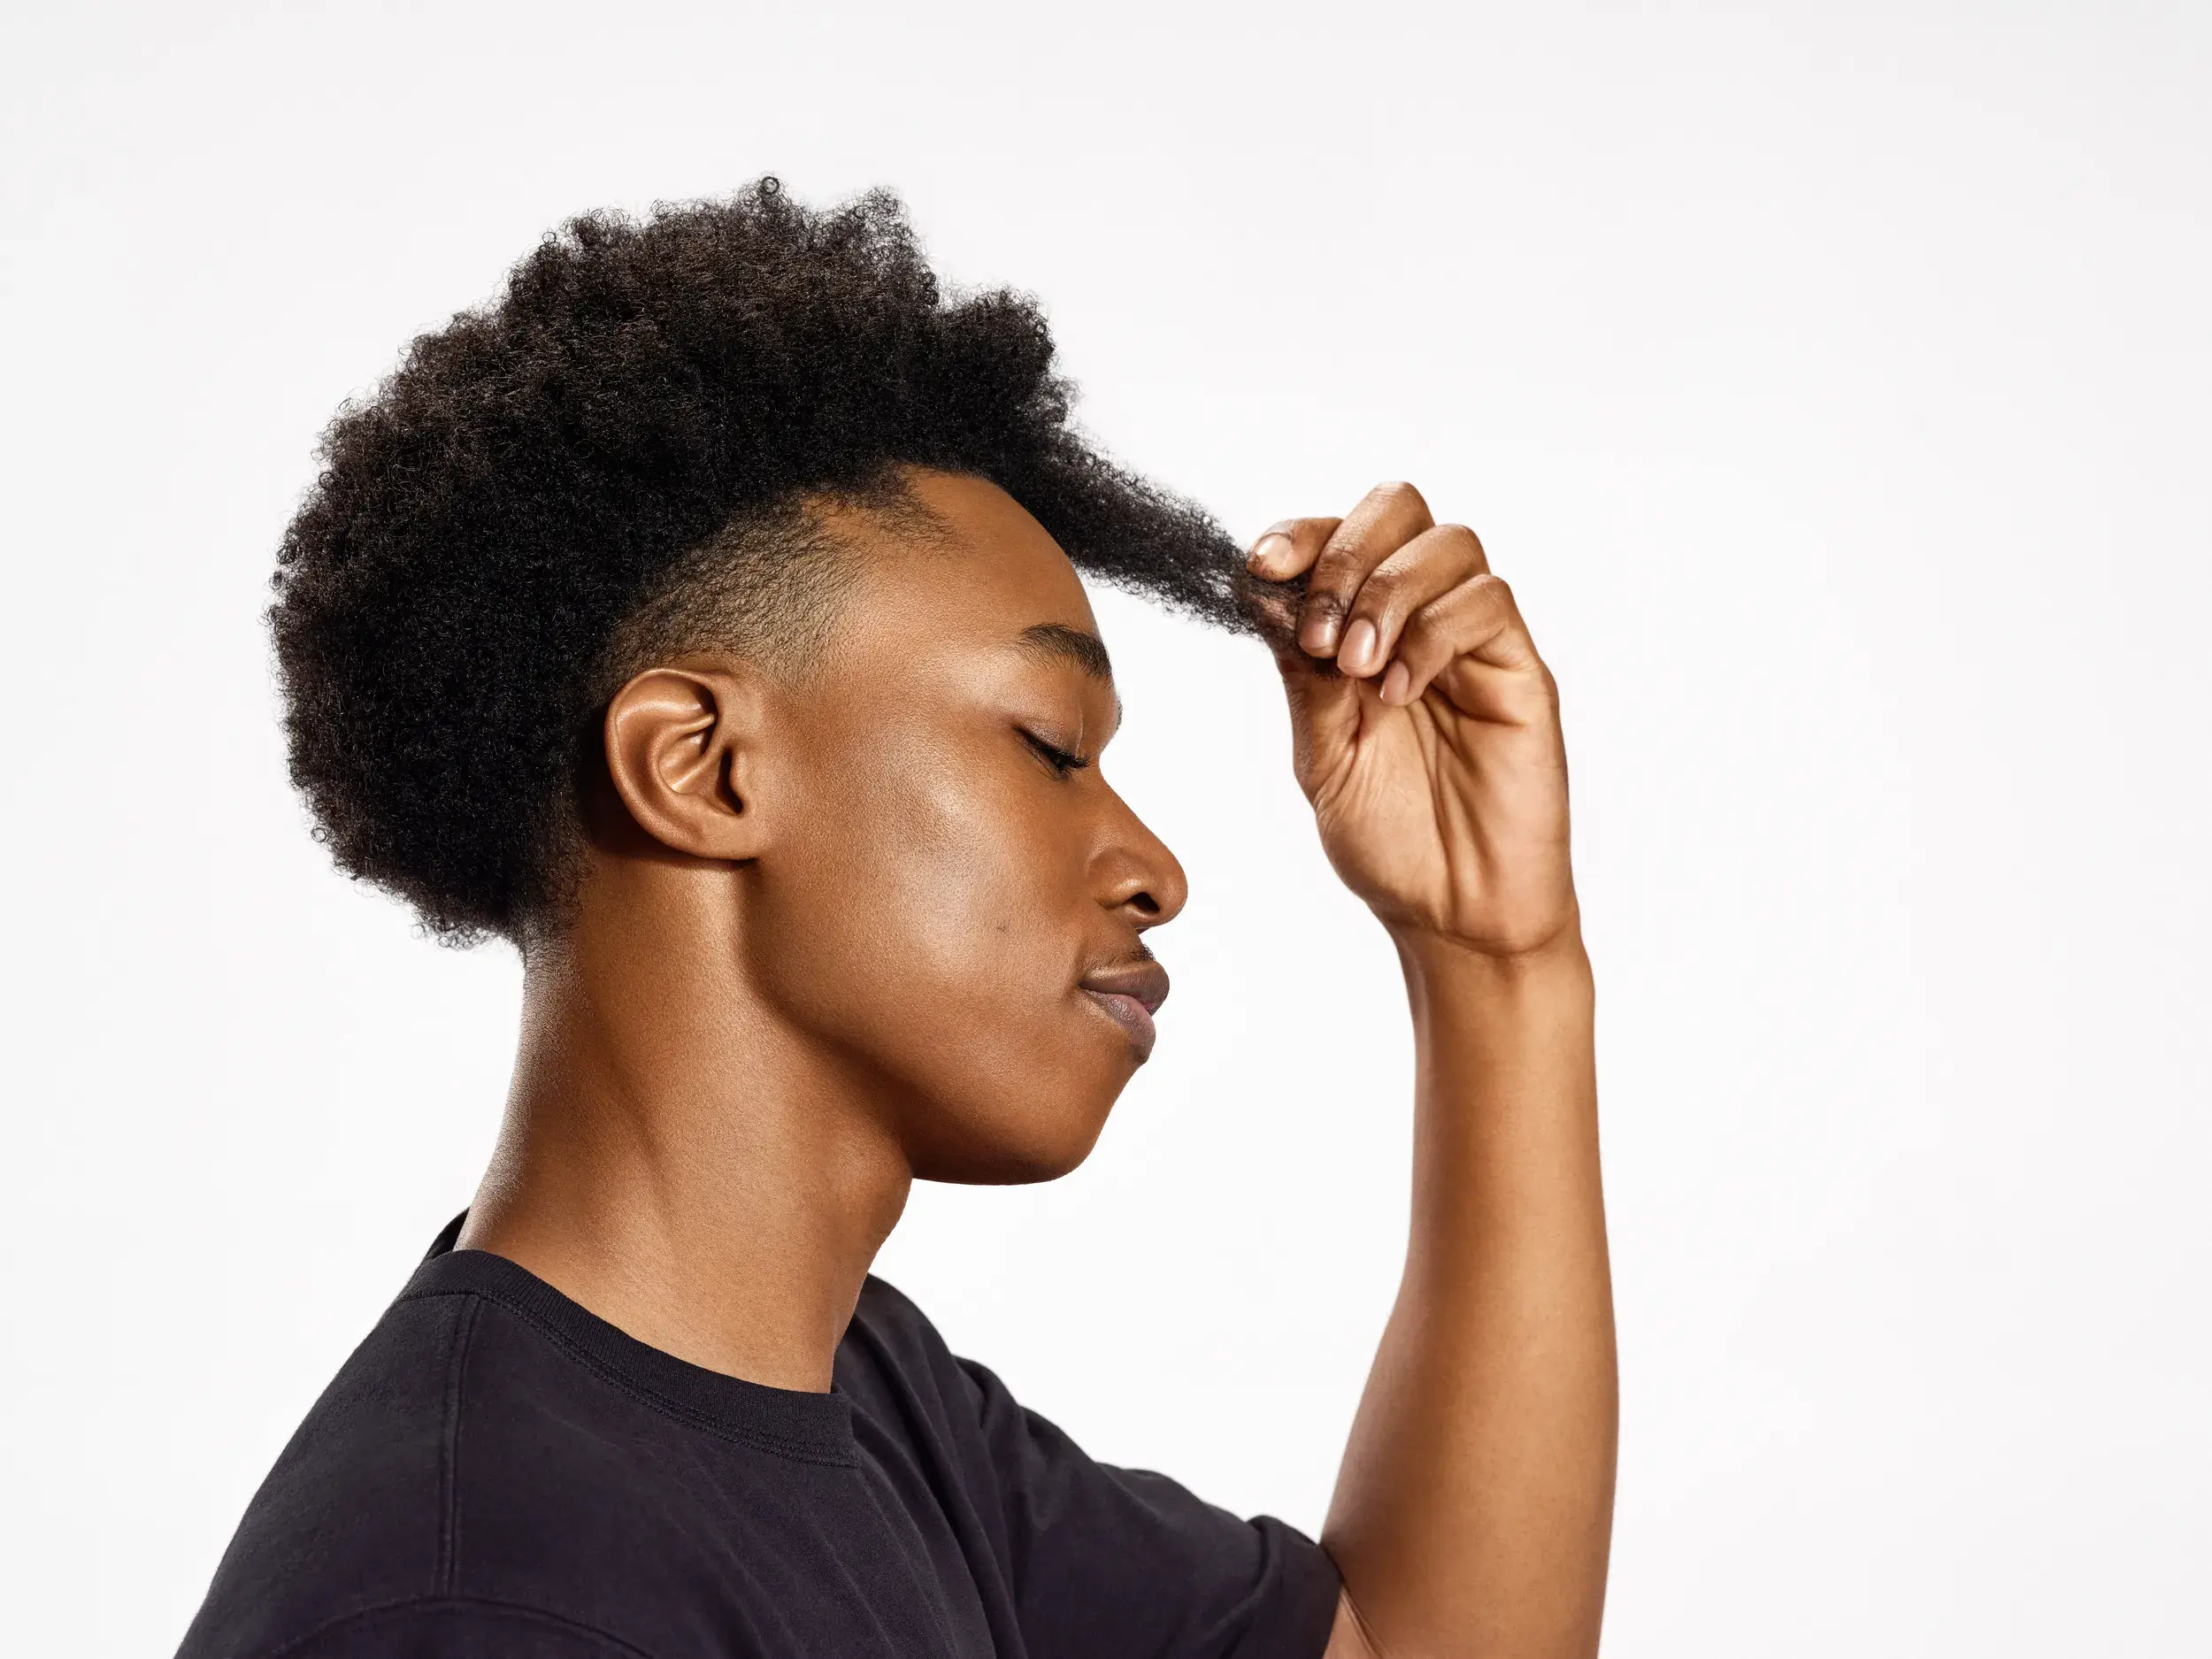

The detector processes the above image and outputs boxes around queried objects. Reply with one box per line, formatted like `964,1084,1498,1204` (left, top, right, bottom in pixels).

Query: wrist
1388,923,1595,1044
1389,914,1591,991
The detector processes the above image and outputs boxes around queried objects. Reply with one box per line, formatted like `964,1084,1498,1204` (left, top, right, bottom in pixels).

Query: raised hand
1246,481,1577,960
1255,484,1615,1659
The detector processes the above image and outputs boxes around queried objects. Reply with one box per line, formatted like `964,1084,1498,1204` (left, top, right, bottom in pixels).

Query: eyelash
1022,730,1090,778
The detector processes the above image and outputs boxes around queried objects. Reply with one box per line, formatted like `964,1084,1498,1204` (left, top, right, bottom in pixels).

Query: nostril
1128,891,1161,918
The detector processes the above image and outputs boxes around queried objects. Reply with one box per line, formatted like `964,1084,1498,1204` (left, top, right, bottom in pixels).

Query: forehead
820,470,1102,654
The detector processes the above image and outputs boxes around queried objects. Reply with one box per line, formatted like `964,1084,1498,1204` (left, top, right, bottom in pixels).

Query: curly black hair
272,178,1291,944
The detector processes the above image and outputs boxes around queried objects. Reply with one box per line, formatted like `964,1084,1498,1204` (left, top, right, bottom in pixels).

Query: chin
906,1079,1124,1187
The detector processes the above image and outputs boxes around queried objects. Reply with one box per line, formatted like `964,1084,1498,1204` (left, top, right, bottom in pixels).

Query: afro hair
271,178,1290,944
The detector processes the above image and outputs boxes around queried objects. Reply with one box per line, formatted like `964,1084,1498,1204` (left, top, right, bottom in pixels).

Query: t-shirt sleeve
277,1601,642,1658
954,1352,1343,1659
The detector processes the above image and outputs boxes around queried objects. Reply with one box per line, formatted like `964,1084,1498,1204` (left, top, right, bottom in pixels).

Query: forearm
1322,928,1617,1658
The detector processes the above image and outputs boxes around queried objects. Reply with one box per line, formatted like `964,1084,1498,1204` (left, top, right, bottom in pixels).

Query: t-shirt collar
401,1211,861,1465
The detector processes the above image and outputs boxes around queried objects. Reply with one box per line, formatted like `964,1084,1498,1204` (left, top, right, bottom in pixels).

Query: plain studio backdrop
3,2,2206,1654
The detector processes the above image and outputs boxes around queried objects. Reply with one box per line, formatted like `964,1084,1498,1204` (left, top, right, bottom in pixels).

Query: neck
457,869,911,1392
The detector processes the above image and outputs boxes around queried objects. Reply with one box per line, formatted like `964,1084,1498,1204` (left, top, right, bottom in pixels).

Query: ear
603,664,773,863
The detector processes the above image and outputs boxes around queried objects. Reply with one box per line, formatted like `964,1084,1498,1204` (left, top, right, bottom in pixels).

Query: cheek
749,742,1129,1164
841,751,1059,996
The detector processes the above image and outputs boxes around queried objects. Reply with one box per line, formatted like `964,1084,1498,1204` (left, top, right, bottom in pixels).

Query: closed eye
1021,729,1090,778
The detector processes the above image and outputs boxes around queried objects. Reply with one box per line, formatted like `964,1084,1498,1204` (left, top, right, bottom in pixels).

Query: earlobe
603,665,772,863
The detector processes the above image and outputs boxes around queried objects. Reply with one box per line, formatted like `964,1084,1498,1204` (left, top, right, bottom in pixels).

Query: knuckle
1309,548,1367,592
1440,523,1485,559
1357,485,1420,534
1396,609,1446,661
1350,565,1409,610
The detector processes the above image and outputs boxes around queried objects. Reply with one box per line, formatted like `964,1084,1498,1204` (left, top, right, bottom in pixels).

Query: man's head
273,180,1261,1176
274,178,1271,943
587,468,1184,1179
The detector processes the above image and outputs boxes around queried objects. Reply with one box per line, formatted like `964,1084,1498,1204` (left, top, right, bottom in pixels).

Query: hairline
522,467,979,944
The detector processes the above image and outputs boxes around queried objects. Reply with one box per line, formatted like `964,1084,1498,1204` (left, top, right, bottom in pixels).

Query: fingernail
1302,606,1342,655
1248,534,1292,573
1340,618,1379,673
1381,661,1410,703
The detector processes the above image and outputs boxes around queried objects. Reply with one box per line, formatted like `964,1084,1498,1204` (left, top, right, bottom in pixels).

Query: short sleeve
955,1354,1342,1659
280,1601,642,1659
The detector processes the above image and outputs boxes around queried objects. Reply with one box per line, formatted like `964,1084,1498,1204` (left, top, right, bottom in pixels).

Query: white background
4,3,2206,1654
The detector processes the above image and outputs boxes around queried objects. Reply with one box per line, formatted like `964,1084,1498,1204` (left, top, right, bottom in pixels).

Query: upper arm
954,1354,1343,1658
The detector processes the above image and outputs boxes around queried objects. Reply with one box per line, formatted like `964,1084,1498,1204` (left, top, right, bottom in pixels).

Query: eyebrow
1013,622,1123,732
1014,622,1114,682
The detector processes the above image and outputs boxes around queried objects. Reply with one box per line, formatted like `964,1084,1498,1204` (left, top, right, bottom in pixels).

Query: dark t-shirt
177,1219,1341,1657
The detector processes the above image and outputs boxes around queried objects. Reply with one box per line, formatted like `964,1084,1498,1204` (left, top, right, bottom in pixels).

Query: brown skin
460,469,1617,1657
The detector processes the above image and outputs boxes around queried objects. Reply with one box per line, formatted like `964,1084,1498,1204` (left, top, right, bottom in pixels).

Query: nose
1095,788,1188,931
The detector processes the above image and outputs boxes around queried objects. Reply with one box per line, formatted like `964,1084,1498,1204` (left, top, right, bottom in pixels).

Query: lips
1077,957,1170,1063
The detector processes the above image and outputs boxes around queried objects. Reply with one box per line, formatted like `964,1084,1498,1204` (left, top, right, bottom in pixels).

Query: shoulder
834,1277,1045,1487
836,1277,1033,1487
176,1293,473,1657
177,1284,726,1659
849,1273,937,1344
840,1275,989,1407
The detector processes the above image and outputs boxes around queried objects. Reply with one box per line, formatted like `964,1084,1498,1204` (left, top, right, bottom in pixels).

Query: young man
180,181,1617,1658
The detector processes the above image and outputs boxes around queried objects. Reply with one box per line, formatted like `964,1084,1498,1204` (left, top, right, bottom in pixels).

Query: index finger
1295,481,1436,657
